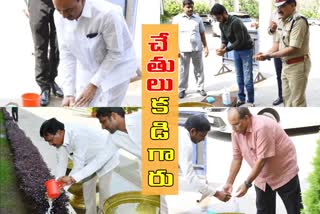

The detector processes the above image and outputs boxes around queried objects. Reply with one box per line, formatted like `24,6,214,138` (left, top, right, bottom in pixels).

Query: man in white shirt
53,0,138,107
40,118,119,214
172,0,208,99
179,114,231,202
95,107,141,159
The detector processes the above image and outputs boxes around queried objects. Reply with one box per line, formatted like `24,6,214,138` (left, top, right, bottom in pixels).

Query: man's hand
235,183,249,197
57,176,76,185
269,21,277,33
204,47,209,57
214,190,232,202
62,96,75,107
74,83,97,107
254,52,269,61
216,48,226,56
223,183,233,195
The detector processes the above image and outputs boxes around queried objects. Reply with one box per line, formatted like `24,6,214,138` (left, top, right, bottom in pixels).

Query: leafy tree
164,0,182,17
302,136,320,214
216,0,259,18
194,1,211,15
240,0,259,18
301,7,320,19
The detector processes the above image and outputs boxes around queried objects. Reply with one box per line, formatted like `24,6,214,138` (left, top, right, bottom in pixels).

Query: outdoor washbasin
103,191,160,214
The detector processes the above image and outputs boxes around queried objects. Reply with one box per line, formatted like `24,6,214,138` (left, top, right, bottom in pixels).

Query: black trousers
255,175,303,214
28,0,59,91
274,58,283,99
11,107,18,122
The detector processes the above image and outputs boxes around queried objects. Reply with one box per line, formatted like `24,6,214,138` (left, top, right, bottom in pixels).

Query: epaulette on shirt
289,14,309,32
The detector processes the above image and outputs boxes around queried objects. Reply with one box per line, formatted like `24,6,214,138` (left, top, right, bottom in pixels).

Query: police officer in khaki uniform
255,0,310,107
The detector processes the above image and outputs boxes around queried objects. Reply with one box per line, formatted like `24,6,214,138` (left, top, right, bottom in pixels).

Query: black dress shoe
179,91,186,99
40,90,50,106
51,82,64,98
273,98,283,106
198,89,207,96
236,100,245,107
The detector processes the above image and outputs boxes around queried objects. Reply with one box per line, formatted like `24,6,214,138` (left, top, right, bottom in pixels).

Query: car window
239,18,252,22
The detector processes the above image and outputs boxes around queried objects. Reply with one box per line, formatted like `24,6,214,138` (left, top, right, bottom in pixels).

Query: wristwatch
244,180,252,188
265,54,272,61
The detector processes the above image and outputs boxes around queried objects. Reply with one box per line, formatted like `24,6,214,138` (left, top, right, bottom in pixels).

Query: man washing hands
216,47,227,57
224,107,303,213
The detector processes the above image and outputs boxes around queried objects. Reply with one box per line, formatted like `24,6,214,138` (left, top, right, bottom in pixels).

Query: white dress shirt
55,123,119,182
110,111,141,158
54,0,138,105
179,126,215,194
172,13,205,52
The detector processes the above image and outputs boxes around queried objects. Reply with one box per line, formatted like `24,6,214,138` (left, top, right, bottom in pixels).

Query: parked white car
199,14,213,24
206,107,320,133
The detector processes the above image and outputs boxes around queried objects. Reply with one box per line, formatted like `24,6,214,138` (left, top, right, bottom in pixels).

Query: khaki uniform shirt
275,12,309,62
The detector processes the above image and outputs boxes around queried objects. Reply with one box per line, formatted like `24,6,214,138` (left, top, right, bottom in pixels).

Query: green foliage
221,0,234,13
215,0,259,18
164,0,182,17
0,112,26,211
240,0,259,18
194,1,211,15
302,136,320,214
301,8,320,19
163,0,211,18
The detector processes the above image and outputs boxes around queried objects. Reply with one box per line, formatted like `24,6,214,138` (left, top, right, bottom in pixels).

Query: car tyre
257,108,280,123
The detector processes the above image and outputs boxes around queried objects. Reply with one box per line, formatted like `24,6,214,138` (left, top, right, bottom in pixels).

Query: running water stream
47,199,53,214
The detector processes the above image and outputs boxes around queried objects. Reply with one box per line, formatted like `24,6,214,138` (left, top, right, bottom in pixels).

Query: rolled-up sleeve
232,134,243,160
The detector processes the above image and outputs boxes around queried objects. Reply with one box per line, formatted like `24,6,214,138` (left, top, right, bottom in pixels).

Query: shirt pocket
248,138,257,161
86,34,105,71
281,28,290,47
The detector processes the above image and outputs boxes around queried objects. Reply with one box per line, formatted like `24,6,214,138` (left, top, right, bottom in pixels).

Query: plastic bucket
21,93,40,107
45,179,63,199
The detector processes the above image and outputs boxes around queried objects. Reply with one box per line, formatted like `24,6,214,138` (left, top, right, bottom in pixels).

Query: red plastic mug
45,179,64,199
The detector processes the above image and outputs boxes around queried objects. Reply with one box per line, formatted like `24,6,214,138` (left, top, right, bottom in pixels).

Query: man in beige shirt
224,107,302,214
255,0,310,107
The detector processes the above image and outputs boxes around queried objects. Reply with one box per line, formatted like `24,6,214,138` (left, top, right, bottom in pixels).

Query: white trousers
82,172,112,214
88,80,130,107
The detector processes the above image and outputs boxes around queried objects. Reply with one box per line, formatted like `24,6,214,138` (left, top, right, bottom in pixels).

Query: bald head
53,0,84,20
227,107,252,134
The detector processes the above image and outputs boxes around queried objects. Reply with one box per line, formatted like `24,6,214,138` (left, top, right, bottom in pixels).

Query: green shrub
194,1,210,15
302,136,320,214
240,0,259,18
216,0,259,18
164,0,182,17
163,0,211,18
301,8,320,19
